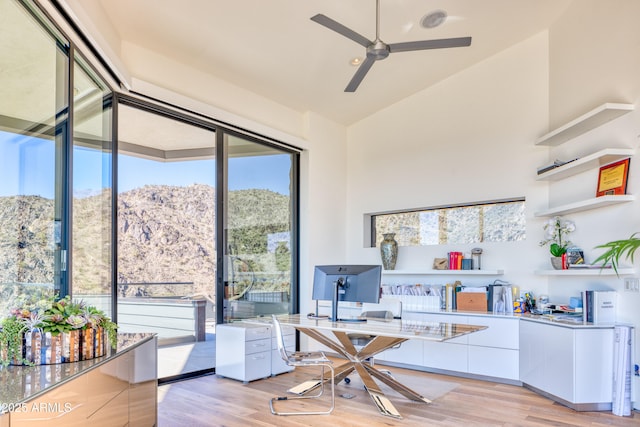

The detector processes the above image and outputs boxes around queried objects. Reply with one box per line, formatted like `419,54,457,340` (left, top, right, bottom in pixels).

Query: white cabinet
466,316,519,380
534,103,635,217
383,312,519,382
519,319,614,410
216,322,295,382
271,324,295,375
216,323,272,382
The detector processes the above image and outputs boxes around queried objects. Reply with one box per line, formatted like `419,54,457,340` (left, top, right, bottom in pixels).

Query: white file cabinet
216,322,272,382
271,324,295,375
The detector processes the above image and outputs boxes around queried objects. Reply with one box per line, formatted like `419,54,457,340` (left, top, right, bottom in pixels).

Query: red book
449,252,462,270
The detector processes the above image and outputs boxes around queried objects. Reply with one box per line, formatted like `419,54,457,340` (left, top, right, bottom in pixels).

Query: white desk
251,314,486,419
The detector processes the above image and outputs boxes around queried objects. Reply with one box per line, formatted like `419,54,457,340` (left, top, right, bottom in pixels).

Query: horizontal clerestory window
369,198,526,247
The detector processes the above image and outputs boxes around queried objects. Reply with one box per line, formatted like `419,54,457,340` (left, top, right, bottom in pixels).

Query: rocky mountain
0,184,291,314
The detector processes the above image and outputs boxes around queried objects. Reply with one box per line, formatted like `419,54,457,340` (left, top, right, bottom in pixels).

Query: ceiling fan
311,0,472,92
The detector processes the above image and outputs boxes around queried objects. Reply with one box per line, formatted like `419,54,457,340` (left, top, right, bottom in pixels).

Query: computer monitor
312,265,382,322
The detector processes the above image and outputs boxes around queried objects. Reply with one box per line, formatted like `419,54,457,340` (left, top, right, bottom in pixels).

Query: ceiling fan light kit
311,0,472,92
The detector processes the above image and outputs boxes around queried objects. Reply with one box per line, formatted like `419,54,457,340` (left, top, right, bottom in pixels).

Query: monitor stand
330,278,366,323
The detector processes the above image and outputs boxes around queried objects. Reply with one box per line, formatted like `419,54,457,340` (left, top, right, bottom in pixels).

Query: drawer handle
252,354,266,360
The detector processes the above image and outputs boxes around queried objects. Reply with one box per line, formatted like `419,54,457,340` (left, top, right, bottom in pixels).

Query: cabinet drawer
86,389,129,427
10,375,88,426
423,340,467,372
272,332,295,350
244,352,272,381
378,339,423,365
244,325,271,341
468,346,519,380
245,338,271,355
271,349,295,375
86,355,130,416
467,317,519,349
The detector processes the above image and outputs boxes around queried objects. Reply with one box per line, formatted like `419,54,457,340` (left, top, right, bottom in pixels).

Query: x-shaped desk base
287,327,431,419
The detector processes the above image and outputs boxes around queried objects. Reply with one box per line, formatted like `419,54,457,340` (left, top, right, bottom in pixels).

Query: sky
1,131,292,199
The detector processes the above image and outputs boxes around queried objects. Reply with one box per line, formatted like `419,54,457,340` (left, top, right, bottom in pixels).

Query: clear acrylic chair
269,315,335,416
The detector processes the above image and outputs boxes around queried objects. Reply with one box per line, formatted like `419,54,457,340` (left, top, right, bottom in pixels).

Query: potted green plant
592,233,640,274
0,295,117,366
539,216,575,269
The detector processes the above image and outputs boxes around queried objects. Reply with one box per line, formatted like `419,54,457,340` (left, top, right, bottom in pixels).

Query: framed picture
596,158,630,197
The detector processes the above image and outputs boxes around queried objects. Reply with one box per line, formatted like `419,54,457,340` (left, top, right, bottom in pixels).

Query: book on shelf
447,251,463,270
444,281,463,310
582,290,617,323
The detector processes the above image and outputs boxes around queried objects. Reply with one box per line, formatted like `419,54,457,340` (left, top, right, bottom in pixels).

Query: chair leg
270,364,335,416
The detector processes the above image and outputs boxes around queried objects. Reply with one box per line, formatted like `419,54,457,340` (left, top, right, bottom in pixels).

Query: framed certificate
596,158,630,197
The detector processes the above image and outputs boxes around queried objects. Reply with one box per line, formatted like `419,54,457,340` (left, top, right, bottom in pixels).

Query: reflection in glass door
116,103,216,379
221,133,297,322
0,0,69,316
71,54,113,315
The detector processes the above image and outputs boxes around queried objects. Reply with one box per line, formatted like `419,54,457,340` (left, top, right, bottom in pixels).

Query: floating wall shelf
383,269,504,276
536,103,634,146
536,148,634,181
534,195,635,217
535,268,634,276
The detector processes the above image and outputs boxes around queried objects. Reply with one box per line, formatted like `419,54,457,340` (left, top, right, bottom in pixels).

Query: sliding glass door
0,0,69,316
220,133,298,321
116,102,216,378
70,54,113,315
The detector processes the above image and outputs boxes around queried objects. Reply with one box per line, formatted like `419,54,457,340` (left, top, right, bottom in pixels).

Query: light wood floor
157,361,639,426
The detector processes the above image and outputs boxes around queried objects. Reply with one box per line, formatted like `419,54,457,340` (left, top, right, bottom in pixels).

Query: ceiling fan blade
345,56,376,92
388,36,472,53
311,14,372,48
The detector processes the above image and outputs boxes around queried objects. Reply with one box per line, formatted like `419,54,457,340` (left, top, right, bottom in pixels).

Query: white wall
548,0,640,129
548,0,640,405
299,112,348,317
346,32,549,291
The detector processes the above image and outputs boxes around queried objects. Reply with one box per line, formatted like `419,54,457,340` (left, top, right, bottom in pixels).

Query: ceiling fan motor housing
367,40,390,60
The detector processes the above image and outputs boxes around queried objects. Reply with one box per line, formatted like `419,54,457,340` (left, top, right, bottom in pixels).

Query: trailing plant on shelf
593,233,640,274
539,216,576,256
0,295,118,367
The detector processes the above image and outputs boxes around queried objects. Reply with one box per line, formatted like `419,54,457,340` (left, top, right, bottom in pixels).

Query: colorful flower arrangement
0,296,117,366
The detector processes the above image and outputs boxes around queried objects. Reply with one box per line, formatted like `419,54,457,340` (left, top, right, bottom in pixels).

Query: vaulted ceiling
69,0,572,125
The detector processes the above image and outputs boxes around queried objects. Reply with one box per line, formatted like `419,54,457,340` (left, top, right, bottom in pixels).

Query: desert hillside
0,184,291,314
